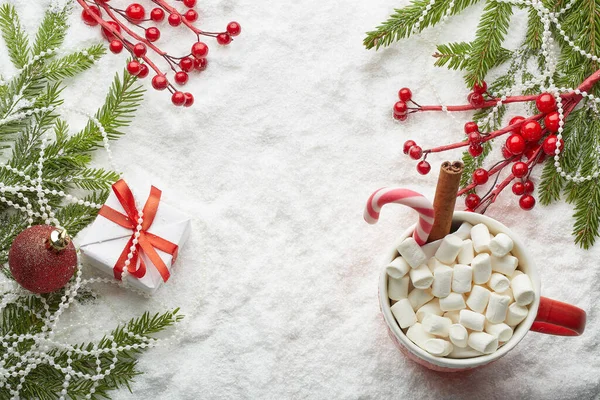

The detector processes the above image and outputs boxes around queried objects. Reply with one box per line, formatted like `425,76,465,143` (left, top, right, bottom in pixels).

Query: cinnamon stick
427,161,464,242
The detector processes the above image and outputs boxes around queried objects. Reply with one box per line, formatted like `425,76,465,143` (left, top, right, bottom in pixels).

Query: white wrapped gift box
80,182,191,294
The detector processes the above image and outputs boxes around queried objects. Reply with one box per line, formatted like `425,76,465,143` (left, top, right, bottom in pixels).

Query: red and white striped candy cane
364,187,435,245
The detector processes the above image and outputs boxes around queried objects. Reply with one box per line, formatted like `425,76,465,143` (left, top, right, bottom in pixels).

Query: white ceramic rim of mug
379,211,541,369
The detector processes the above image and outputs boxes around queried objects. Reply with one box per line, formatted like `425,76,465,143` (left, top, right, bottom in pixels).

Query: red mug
379,211,586,371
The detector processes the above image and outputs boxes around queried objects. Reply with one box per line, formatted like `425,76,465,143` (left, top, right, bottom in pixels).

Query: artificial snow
4,0,600,398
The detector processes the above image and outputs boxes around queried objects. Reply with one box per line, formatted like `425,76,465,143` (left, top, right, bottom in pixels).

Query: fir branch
0,4,30,69
44,45,106,81
525,7,543,51
573,180,600,249
435,42,512,72
32,6,69,56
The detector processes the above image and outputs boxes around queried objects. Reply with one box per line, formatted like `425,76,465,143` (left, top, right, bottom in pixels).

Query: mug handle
531,297,586,336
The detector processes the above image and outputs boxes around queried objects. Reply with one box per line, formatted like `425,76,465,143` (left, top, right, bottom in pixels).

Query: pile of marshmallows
388,222,535,358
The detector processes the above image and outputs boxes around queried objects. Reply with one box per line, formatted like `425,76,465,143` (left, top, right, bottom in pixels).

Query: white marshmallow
468,332,499,354
416,299,443,322
435,234,463,264
448,324,468,348
397,237,427,269
454,221,473,240
443,311,460,324
406,323,434,348
439,293,466,311
388,275,410,300
491,255,519,275
408,288,434,310
472,253,492,284
489,233,514,257
386,257,410,279
466,285,491,313
431,264,453,298
391,298,417,328
489,273,510,293
452,264,472,294
500,288,514,303
471,223,491,253
409,264,434,289
459,309,485,331
421,239,443,260
457,239,475,264
485,321,513,342
486,293,511,323
511,274,535,306
448,345,484,359
422,314,452,337
506,303,529,326
423,339,453,357
510,269,524,278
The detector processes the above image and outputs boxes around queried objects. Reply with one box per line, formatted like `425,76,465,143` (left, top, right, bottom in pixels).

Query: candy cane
364,187,435,245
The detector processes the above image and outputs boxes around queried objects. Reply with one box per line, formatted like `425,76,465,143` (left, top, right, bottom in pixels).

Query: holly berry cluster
79,0,241,107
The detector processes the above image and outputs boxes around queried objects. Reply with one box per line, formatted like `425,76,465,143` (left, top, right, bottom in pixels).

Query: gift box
80,179,191,294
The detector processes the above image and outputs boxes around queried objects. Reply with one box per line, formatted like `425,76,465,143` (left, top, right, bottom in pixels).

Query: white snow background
2,0,599,398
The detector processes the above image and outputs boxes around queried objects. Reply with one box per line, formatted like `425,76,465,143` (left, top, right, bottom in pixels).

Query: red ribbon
99,179,179,282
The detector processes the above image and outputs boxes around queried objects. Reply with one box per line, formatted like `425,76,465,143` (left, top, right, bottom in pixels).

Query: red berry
509,116,525,134
101,21,121,41
542,134,564,155
544,111,560,132
473,81,487,94
469,92,485,107
150,8,165,22
397,115,408,121
416,160,431,175
145,27,160,42
393,101,408,116
133,43,147,57
227,21,241,37
468,132,482,145
524,179,534,194
519,195,536,210
179,57,194,72
194,57,208,71
536,93,556,113
184,92,194,107
81,6,101,26
468,144,483,157
191,42,209,58
520,121,542,142
512,162,528,178
152,75,169,90
465,193,481,209
409,146,423,160
398,88,412,102
109,40,123,54
472,168,489,185
505,134,526,155
137,64,149,79
512,182,525,195
183,0,197,6
174,71,189,85
403,140,416,154
127,61,141,76
184,10,198,22
168,13,182,26
464,121,479,134
217,33,232,45
126,3,145,21
524,145,537,161
172,91,186,106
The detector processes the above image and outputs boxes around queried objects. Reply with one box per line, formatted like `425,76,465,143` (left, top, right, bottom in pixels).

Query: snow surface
5,0,600,398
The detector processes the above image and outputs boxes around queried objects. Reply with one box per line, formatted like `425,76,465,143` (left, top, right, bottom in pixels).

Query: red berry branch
396,69,600,212
78,0,241,107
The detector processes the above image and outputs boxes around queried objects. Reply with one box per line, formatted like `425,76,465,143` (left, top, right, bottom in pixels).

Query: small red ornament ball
524,179,535,194
183,0,197,7
468,144,483,157
473,81,487,94
126,3,145,21
101,21,121,41
512,161,528,178
184,10,198,22
150,7,165,22
109,40,123,54
137,64,149,79
145,27,161,42
191,42,209,58
542,134,564,155
168,13,182,26
81,6,101,26
520,121,542,142
127,61,142,76
217,33,232,45
519,194,536,210
179,57,195,72
468,92,485,107
464,121,479,134
194,57,208,71
416,160,431,175
174,71,189,85
468,132,481,145
536,93,556,113
501,145,512,159
184,92,194,107
472,168,489,185
152,75,169,90
9,225,77,294
133,43,147,57
227,22,242,37
465,193,481,209
509,116,525,134
172,91,186,106
398,88,412,102
544,111,560,132
403,140,416,155
408,145,423,160
512,182,525,195
505,134,526,155
394,101,408,116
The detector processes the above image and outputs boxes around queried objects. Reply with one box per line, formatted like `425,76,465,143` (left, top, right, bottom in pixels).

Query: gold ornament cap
46,228,71,253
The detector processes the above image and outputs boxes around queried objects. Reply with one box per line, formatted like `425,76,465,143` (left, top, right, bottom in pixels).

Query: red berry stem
456,157,514,196
152,0,207,37
416,94,540,113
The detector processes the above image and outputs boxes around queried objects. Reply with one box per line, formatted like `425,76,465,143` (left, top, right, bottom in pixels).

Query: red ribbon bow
99,179,178,282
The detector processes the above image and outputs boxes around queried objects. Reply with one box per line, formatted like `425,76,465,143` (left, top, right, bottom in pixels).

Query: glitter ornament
9,225,77,294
